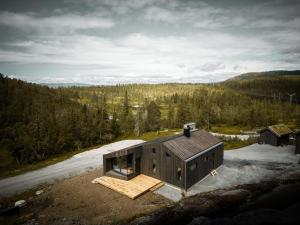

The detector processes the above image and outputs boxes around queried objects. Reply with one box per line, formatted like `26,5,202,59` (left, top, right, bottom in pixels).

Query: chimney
184,125,191,137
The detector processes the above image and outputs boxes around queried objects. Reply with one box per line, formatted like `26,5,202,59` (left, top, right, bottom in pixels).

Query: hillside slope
223,70,300,103
0,74,116,169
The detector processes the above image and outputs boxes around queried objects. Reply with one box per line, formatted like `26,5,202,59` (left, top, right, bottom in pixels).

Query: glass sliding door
111,154,134,176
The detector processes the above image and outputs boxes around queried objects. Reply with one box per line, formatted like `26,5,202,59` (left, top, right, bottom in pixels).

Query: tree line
0,74,299,168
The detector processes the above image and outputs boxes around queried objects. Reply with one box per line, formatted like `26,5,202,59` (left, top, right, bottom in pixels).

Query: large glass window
111,154,134,175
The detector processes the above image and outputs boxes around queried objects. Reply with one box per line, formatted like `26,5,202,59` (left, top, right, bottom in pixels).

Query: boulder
14,200,26,208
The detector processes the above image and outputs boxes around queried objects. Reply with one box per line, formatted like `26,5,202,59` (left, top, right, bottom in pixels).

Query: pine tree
146,101,161,131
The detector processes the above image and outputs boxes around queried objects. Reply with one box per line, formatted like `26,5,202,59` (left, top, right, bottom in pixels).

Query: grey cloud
0,0,299,84
0,11,114,33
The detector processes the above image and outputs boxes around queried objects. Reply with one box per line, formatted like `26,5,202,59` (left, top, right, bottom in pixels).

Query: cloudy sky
0,0,300,84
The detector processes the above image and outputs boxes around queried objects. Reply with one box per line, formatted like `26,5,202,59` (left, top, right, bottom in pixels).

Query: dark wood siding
278,134,290,146
185,144,223,189
141,142,161,179
260,130,278,146
141,143,186,189
160,145,185,188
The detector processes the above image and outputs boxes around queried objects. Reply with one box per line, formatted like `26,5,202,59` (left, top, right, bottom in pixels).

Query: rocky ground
129,171,300,225
1,170,300,225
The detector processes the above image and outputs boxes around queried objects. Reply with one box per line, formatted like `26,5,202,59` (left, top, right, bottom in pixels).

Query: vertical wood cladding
260,130,278,146
141,142,223,189
141,143,186,188
185,144,223,189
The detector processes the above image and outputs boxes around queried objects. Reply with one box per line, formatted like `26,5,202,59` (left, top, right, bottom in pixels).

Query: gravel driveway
0,140,145,197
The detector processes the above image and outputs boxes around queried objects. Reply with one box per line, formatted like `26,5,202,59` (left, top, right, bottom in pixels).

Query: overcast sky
0,0,300,84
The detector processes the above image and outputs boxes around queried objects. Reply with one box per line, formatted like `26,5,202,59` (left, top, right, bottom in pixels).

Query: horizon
1,0,300,84
3,69,300,86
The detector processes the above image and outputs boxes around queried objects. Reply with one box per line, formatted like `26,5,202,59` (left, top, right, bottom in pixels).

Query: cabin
259,124,292,146
103,124,223,190
295,130,300,155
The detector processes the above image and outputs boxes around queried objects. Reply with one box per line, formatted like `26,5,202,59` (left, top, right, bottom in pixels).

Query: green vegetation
1,71,299,174
0,129,181,178
224,70,300,102
0,144,99,178
223,138,258,150
210,125,251,134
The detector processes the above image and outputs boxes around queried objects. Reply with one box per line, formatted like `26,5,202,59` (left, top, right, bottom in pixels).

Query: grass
210,124,255,134
0,129,182,179
115,128,182,141
223,138,258,150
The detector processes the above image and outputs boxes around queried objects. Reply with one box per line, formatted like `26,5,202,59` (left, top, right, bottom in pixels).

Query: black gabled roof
144,132,183,145
144,129,222,161
162,129,222,161
105,129,222,161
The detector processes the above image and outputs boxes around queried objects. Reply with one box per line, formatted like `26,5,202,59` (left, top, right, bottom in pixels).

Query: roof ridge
267,124,292,137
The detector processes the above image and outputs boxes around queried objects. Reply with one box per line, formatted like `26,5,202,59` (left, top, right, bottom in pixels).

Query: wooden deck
92,174,164,199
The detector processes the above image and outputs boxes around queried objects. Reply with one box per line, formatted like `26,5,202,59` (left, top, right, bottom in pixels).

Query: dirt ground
0,169,172,225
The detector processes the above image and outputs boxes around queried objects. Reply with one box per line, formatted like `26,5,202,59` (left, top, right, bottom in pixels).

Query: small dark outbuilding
103,125,223,190
259,124,292,146
295,130,300,155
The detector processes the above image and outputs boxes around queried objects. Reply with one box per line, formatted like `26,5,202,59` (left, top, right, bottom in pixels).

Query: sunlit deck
92,174,164,199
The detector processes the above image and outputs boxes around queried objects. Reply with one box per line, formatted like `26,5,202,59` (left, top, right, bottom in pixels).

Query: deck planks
92,174,164,199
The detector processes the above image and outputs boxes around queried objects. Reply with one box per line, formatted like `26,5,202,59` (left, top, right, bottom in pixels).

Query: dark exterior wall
103,145,143,179
185,143,223,190
141,142,162,180
296,134,300,154
160,145,186,188
278,134,290,146
141,143,186,189
260,130,278,146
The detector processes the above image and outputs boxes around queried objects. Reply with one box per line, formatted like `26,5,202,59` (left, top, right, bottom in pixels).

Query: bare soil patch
0,169,171,225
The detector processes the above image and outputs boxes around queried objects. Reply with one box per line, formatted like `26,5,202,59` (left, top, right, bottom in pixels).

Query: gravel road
0,140,144,197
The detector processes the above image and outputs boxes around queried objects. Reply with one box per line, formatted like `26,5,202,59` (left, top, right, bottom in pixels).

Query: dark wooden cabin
295,131,300,155
259,124,292,146
103,126,223,190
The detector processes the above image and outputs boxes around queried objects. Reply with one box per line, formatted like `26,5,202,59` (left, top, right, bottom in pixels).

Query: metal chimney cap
183,122,196,130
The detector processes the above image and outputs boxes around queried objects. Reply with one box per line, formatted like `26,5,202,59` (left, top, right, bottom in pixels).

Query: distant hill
223,70,300,103
227,70,300,81
40,82,94,88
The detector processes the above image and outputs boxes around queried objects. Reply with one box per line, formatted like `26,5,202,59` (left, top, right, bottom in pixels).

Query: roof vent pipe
184,125,191,137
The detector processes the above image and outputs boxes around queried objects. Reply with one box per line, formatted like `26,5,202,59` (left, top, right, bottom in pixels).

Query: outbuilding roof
162,129,222,161
260,124,292,137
